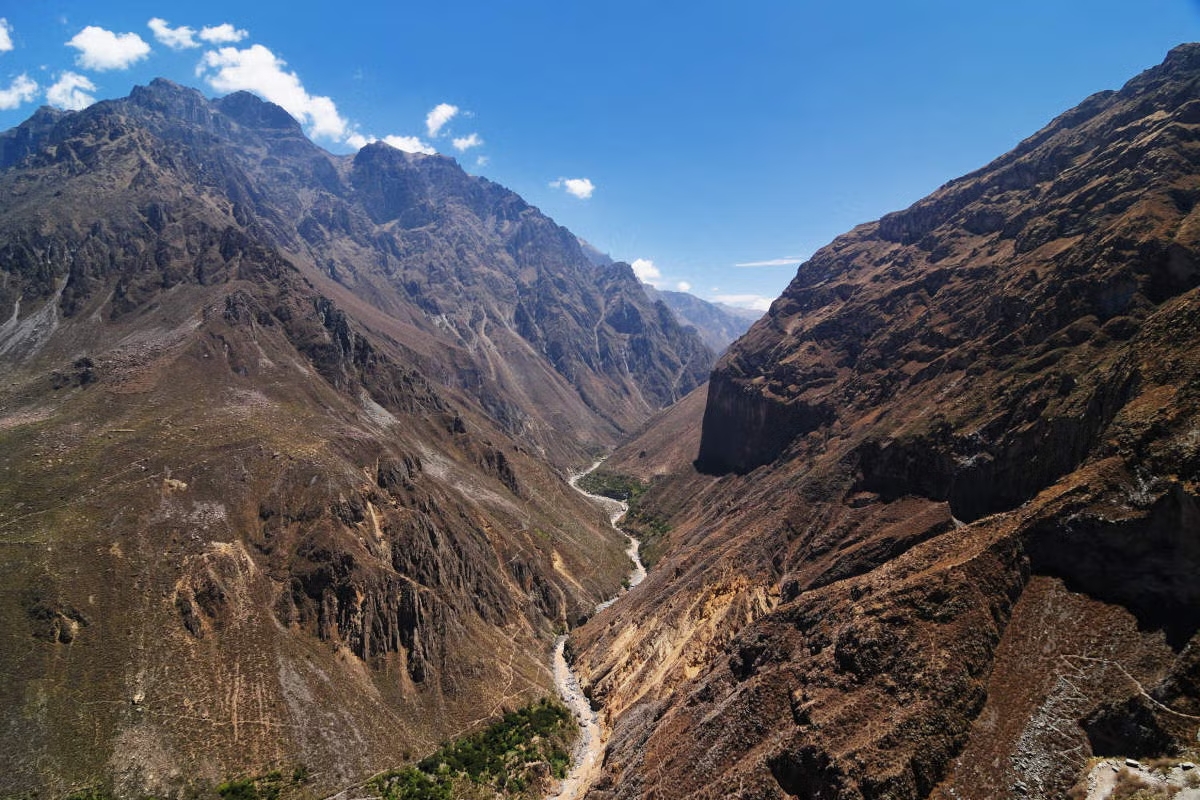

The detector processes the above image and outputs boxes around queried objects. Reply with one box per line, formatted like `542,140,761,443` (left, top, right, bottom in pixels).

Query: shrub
381,698,576,799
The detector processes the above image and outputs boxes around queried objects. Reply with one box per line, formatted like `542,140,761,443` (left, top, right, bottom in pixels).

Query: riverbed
547,461,646,800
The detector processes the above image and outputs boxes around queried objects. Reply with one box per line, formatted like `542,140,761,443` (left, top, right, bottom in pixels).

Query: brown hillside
572,43,1200,800
0,79,711,796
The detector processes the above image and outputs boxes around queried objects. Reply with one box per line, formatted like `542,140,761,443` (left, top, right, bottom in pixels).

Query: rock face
573,44,1200,800
0,80,711,795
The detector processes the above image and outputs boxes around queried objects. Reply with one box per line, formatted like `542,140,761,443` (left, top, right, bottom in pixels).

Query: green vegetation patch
215,767,310,800
578,470,673,567
575,470,645,502
372,698,574,800
216,772,283,800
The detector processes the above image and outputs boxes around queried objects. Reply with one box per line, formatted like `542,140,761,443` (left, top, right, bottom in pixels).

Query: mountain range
0,78,710,795
576,241,761,353
4,42,1200,800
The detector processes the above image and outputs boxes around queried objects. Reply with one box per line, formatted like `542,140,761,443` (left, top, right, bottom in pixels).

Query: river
546,461,646,800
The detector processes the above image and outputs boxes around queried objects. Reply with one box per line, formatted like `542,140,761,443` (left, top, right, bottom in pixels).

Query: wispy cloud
550,177,594,199
46,71,96,110
676,281,691,292
426,103,458,137
0,74,37,110
476,155,489,167
67,26,151,71
631,258,662,286
734,256,804,267
199,24,248,44
0,18,14,53
452,132,482,151
198,44,347,140
713,294,773,311
147,18,198,50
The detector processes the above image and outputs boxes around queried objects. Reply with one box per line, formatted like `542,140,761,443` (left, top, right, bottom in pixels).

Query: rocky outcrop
573,44,1200,800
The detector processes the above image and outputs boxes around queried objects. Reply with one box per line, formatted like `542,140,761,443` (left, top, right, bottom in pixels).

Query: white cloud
550,177,594,200
147,18,198,50
476,155,489,167
382,134,436,155
631,258,662,287
735,256,805,267
67,26,151,71
0,73,37,110
713,294,774,311
199,24,248,44
452,132,482,151
336,98,466,156
345,132,436,155
676,281,692,292
198,44,347,140
426,103,458,137
46,71,96,110
0,18,13,53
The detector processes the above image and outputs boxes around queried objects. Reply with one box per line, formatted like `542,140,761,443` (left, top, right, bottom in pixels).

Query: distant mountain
571,44,1200,800
643,287,761,353
0,79,712,796
577,237,614,267
574,239,761,352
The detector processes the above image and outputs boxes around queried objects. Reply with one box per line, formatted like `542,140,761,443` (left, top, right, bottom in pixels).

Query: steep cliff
0,79,709,796
574,44,1200,800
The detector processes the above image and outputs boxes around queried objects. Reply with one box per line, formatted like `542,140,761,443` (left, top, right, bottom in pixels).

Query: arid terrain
0,79,713,796
3,37,1200,800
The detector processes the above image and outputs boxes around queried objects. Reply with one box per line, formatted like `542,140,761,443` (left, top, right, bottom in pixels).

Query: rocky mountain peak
700,40,1200,476
128,78,299,136
127,77,223,128
214,90,307,133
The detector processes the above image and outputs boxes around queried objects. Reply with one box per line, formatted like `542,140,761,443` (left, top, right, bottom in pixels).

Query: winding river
547,461,646,800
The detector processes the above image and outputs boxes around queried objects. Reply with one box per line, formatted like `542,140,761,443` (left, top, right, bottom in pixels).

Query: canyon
2,40,1200,800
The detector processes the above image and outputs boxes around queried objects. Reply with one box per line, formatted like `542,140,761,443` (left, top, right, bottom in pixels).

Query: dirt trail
548,461,645,800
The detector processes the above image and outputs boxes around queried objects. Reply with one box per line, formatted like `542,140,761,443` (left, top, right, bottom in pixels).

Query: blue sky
0,2,1198,311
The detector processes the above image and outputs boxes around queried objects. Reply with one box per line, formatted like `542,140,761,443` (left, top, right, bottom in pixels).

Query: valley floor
549,463,646,800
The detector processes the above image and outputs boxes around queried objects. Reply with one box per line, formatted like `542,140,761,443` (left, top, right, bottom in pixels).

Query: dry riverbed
548,461,645,800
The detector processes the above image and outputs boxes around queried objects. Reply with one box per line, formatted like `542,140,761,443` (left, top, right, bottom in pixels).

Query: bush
215,780,257,800
1111,769,1177,800
576,470,645,502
